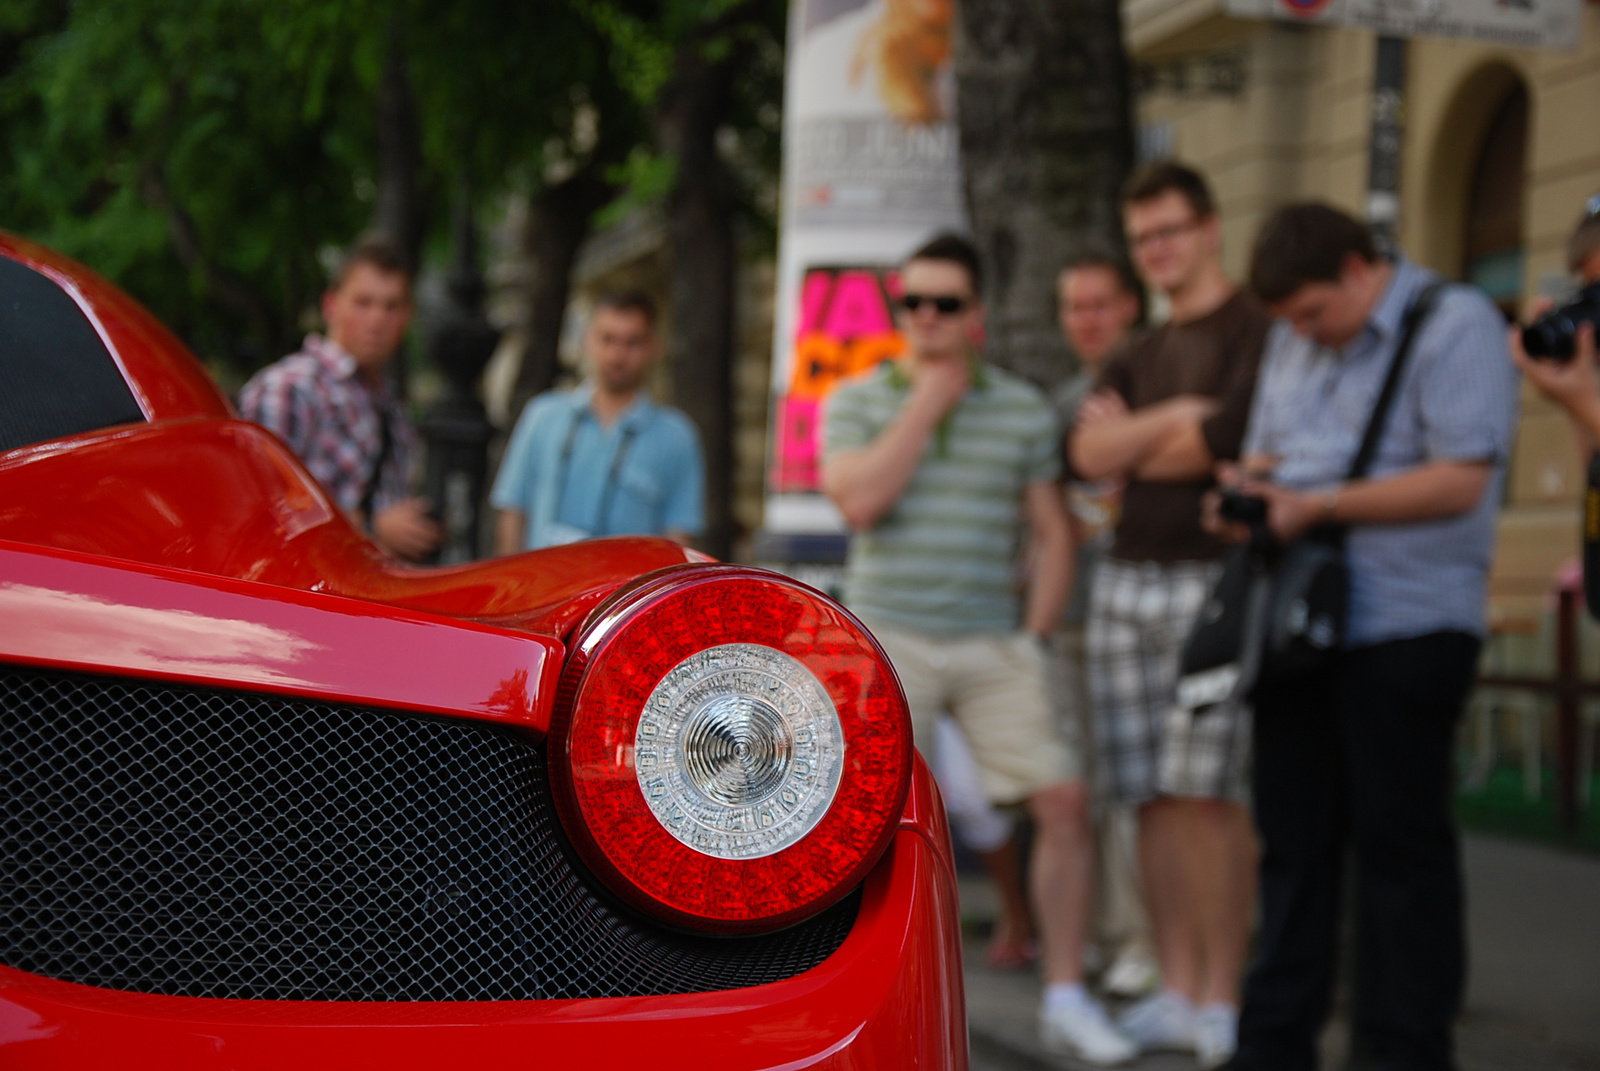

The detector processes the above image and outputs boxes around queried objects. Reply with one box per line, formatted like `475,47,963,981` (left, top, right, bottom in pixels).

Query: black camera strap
1348,280,1448,482
358,404,395,529
1282,279,1446,553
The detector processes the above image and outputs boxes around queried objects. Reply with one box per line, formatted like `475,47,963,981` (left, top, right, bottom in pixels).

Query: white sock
1043,982,1092,1014
1157,988,1196,1011
1198,1000,1237,1018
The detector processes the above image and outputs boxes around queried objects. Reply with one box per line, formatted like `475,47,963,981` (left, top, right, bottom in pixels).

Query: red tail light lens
549,565,913,934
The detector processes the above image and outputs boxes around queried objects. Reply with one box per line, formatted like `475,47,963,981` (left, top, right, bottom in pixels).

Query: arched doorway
1462,81,1529,317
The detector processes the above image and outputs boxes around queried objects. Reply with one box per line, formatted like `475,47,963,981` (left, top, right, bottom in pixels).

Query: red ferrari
0,234,967,1068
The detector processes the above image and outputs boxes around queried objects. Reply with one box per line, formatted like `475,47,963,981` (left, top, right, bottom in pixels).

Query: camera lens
1522,317,1575,361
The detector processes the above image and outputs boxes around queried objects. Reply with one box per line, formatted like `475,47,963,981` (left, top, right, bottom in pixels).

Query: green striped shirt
824,361,1061,634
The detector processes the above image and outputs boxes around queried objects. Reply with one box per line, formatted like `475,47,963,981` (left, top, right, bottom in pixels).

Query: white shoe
1039,998,1138,1066
1194,1003,1238,1069
1102,948,1159,998
1116,989,1197,1052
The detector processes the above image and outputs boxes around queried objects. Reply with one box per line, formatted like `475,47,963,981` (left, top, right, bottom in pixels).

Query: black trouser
1233,631,1480,1071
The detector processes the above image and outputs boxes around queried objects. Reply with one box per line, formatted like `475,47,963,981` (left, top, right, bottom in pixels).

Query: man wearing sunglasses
823,234,1134,1064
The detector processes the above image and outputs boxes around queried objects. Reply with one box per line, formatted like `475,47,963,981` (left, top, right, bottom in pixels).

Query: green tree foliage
0,0,626,379
0,0,374,371
586,0,785,246
0,0,785,426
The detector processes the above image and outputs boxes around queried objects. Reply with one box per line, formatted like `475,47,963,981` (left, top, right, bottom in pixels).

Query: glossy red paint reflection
0,540,561,729
550,567,913,934
0,235,969,1068
0,418,701,648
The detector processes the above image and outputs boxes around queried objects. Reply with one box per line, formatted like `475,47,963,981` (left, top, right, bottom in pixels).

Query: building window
1463,83,1528,316
1138,122,1173,163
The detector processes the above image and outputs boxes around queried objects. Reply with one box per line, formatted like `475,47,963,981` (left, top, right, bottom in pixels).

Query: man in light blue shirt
492,292,704,553
1212,204,1518,1071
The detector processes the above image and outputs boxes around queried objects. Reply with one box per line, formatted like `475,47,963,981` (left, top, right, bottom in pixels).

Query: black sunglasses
899,293,969,315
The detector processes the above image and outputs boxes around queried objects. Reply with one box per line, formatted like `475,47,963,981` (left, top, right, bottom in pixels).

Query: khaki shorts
870,622,1081,805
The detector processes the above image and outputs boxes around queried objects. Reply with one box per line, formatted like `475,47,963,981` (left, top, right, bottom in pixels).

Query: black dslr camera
1522,281,1600,361
1217,488,1269,526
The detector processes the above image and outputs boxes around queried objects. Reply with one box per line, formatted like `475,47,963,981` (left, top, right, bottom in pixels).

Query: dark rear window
0,255,145,453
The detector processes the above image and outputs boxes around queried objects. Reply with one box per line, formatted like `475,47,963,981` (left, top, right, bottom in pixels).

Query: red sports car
0,234,967,1069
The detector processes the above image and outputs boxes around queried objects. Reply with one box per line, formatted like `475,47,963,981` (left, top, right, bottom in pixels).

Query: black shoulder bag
1177,282,1447,710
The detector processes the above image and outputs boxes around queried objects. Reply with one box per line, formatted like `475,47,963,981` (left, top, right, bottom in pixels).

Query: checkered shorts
1086,558,1251,805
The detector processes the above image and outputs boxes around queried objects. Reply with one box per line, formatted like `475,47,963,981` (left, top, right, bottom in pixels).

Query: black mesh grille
0,667,857,1001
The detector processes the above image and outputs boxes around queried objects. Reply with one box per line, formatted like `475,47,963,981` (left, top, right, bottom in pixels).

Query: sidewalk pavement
961,832,1600,1071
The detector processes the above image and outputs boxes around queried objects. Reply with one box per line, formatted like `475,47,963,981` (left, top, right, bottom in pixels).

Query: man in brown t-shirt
1069,162,1270,1069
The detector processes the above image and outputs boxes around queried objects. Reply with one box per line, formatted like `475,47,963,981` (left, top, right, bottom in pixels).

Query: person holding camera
1211,204,1518,1071
1070,162,1270,1069
1509,196,1600,444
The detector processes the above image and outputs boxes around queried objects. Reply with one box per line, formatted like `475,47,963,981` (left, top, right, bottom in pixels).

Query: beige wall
1131,4,1600,294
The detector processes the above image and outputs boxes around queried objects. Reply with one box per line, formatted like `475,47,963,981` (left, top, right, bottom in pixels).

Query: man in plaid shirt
239,235,440,561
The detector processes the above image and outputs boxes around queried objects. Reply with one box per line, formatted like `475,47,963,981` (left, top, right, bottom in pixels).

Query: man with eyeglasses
823,233,1136,1064
1069,161,1271,1068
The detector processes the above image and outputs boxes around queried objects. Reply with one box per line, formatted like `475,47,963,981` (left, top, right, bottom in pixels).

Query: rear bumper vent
0,667,856,1001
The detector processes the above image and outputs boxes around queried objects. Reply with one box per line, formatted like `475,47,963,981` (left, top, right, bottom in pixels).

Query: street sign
1223,0,1582,51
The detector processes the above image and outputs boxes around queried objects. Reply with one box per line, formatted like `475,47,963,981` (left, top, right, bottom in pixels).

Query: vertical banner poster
766,0,968,532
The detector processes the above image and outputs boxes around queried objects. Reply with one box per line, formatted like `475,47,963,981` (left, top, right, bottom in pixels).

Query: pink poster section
771,267,906,492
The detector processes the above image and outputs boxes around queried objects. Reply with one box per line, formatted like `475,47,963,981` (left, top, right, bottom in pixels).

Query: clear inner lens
681,694,793,806
635,643,844,860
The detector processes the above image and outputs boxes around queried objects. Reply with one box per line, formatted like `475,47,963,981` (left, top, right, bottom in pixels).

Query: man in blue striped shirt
1211,204,1518,1071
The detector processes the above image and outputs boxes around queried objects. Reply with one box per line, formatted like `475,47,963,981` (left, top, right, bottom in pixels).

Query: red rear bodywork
0,235,967,1068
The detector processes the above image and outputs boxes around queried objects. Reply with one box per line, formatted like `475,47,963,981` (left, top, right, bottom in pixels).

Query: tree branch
138,161,276,345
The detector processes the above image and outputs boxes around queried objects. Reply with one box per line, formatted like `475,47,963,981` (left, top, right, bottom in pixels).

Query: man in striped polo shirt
823,234,1134,1065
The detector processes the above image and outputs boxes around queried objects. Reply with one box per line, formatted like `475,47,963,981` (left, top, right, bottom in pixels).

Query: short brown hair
907,232,984,298
334,232,411,288
1568,213,1600,275
1059,254,1142,300
1249,202,1378,305
594,289,658,328
1123,161,1216,220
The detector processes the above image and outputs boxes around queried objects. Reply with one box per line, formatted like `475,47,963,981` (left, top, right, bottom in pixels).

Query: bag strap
1347,279,1447,481
358,404,396,526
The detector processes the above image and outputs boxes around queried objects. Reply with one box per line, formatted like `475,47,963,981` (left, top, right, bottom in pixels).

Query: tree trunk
953,0,1136,389
510,169,614,422
373,21,425,273
657,46,737,560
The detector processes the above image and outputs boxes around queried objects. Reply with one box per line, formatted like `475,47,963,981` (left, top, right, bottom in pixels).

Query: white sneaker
1039,998,1138,1066
1102,947,1159,998
1194,1003,1238,1069
1116,989,1197,1052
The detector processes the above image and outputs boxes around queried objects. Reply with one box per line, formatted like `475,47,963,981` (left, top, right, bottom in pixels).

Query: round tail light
549,565,913,934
